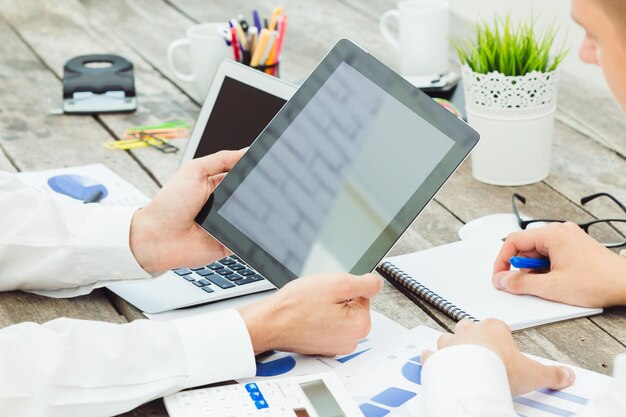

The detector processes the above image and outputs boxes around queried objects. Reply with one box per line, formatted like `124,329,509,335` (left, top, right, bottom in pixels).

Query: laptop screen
192,76,288,158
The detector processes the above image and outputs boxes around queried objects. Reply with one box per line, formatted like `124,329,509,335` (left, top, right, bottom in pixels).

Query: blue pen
252,9,262,34
510,256,551,269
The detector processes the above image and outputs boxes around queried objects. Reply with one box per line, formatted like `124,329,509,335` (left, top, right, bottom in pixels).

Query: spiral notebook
377,239,602,331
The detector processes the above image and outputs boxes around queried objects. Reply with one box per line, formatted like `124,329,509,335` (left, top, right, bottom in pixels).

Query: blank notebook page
385,239,602,331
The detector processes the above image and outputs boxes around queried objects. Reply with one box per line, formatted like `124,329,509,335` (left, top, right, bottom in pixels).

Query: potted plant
453,16,568,186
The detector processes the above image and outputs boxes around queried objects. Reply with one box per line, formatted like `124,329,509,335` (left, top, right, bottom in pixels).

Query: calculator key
182,275,196,282
207,275,236,289
190,267,206,271
255,399,269,409
195,268,215,277
202,286,215,294
198,279,212,286
235,274,265,286
230,264,245,271
173,268,192,276
239,269,255,276
250,391,265,400
227,273,243,281
192,281,207,287
245,383,260,393
216,268,234,276
230,255,244,263
219,258,236,266
208,262,224,271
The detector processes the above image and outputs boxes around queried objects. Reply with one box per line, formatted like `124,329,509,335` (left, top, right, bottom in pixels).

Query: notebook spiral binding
377,261,478,323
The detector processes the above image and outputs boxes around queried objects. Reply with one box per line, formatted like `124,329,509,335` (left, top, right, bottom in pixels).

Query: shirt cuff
422,345,516,416
74,205,151,282
173,309,257,388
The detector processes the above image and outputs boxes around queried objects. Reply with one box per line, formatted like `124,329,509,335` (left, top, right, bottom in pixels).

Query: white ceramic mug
167,23,231,100
380,0,450,77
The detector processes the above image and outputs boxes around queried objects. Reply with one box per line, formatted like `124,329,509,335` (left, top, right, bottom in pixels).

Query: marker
250,28,270,67
510,256,551,270
83,190,104,204
268,6,283,31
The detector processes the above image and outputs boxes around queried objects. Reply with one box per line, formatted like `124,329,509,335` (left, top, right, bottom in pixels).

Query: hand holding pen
492,222,626,308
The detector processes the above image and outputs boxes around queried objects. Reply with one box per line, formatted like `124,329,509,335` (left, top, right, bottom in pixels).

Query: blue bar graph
514,397,575,416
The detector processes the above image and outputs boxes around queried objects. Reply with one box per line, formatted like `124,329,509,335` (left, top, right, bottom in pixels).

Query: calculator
163,372,362,417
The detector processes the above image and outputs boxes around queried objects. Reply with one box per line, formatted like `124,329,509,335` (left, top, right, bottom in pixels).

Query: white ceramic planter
462,66,560,186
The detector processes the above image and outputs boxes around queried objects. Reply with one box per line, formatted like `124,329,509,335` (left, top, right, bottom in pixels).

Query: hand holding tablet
196,39,479,288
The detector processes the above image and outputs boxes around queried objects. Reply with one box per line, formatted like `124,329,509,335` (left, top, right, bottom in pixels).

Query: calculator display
299,379,346,417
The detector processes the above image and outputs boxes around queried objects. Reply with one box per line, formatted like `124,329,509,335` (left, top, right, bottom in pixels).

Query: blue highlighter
510,256,551,269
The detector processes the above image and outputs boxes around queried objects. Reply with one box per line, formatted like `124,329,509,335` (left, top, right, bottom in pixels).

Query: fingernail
494,271,512,289
560,366,575,384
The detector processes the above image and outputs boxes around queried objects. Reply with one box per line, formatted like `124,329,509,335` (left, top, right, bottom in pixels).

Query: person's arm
0,151,242,292
422,319,626,417
0,172,150,291
422,344,518,417
492,222,626,307
0,272,382,417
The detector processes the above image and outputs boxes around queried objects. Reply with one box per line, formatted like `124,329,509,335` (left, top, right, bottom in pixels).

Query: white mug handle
379,10,401,52
167,38,195,82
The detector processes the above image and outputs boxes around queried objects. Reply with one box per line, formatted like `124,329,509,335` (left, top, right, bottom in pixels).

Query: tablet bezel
180,59,297,164
196,39,479,288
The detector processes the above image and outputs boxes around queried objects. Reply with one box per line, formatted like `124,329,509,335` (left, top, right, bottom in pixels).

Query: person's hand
421,319,575,395
492,222,626,307
238,273,383,356
129,150,245,273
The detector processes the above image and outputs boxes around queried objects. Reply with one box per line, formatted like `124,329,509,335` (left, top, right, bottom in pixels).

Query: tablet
181,59,296,163
196,39,479,288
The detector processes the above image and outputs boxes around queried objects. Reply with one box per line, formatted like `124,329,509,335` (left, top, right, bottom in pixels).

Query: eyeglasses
512,192,626,248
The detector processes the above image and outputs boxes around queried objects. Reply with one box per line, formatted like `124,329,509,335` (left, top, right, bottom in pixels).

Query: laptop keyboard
172,256,265,294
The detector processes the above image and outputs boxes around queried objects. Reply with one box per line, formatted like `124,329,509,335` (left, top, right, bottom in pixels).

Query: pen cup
252,61,280,78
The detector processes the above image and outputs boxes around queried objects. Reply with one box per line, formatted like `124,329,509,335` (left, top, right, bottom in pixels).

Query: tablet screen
198,39,479,287
192,76,287,158
217,62,454,276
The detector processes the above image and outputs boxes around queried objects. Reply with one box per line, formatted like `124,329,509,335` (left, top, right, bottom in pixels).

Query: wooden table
1,1,625,416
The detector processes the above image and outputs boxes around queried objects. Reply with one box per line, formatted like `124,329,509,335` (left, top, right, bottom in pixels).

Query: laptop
108,60,296,313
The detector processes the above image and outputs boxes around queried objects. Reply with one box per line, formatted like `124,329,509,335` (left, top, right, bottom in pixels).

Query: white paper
337,325,612,417
385,239,602,331
236,310,409,383
17,163,151,206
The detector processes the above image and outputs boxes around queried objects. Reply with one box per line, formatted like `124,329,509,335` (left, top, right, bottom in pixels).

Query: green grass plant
452,15,568,76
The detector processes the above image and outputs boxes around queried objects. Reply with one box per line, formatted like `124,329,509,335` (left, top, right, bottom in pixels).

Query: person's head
572,0,626,110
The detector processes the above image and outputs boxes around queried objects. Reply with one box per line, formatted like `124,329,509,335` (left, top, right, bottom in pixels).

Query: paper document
336,325,612,417
237,311,408,383
17,163,151,206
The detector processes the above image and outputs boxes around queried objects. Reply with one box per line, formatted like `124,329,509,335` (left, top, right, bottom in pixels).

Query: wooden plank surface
0,0,625,415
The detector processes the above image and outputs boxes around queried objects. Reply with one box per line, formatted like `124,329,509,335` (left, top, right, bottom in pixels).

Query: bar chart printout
336,326,612,417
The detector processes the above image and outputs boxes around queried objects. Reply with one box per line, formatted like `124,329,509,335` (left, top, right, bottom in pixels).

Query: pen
510,256,551,270
252,9,262,34
230,19,248,51
230,27,240,62
83,190,104,204
238,14,249,33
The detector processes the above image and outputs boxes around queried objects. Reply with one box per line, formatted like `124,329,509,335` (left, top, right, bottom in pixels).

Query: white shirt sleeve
0,308,256,417
0,171,150,292
422,345,626,417
422,345,517,417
